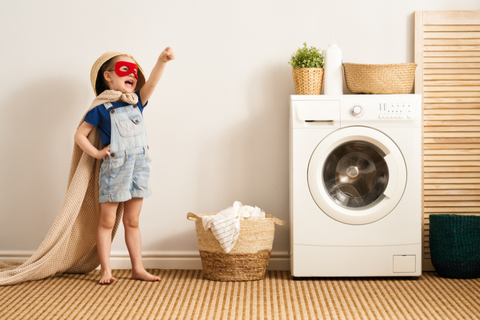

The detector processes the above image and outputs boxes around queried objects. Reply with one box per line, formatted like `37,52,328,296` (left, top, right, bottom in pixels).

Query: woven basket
187,212,286,281
343,63,417,94
429,214,480,279
292,68,324,95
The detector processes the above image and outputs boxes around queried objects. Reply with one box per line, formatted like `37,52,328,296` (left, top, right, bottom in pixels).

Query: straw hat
90,51,146,96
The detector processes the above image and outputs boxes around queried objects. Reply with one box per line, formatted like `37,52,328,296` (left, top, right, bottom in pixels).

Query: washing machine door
308,126,407,225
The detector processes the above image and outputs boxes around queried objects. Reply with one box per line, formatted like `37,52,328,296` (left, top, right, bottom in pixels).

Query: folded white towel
202,201,265,253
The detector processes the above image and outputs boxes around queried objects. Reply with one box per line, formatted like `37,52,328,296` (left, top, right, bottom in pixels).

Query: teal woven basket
429,214,480,279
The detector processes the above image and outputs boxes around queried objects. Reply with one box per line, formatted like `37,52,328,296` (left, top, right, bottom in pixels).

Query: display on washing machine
323,141,389,208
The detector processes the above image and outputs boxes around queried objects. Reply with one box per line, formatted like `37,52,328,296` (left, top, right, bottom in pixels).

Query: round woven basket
429,214,480,279
187,212,286,281
292,68,324,95
343,63,417,94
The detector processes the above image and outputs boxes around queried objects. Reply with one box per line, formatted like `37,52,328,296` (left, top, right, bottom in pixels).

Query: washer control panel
291,94,422,128
341,95,421,127
378,102,414,120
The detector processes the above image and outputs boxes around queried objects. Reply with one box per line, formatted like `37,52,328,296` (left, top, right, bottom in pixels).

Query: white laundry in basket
202,201,265,253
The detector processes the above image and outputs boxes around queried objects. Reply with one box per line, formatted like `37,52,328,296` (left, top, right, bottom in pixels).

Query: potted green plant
289,42,325,95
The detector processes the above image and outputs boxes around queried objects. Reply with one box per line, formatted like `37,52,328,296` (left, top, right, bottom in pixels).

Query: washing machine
290,94,422,277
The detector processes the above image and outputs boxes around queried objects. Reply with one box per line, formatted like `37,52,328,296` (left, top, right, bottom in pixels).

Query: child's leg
123,198,161,281
97,202,119,284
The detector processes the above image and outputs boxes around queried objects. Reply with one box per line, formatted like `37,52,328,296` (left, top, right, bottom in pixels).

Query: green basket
429,214,480,279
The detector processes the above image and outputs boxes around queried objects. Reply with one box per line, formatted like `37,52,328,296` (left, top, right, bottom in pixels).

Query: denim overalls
98,102,152,203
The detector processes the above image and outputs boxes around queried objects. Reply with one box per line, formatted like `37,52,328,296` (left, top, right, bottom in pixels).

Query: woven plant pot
187,212,286,281
429,214,480,279
292,68,324,95
343,63,417,94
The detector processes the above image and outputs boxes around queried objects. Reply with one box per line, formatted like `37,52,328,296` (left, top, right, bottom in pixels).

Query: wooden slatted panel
415,10,480,271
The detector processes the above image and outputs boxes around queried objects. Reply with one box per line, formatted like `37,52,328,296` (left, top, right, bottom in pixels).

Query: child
75,48,175,284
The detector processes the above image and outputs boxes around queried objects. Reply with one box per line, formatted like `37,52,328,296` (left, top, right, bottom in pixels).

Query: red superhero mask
114,61,138,80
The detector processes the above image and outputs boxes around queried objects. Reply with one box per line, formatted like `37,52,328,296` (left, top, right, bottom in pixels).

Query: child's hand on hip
96,145,111,159
159,47,175,63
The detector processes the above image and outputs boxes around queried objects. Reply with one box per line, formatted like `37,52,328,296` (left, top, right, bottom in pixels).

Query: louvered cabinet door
415,10,480,271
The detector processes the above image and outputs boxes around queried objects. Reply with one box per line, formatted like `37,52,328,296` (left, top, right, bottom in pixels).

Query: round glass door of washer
324,141,388,208
308,126,407,225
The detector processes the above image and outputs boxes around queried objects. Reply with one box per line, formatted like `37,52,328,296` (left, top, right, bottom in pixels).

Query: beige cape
0,90,139,286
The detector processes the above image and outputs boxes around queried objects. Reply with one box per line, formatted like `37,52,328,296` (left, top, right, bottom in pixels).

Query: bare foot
131,269,161,281
99,269,116,285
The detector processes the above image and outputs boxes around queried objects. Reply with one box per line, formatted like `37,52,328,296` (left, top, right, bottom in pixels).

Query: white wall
1,1,479,269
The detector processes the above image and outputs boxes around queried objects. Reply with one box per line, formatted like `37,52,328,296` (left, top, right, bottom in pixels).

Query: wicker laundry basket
429,214,480,279
343,63,417,94
187,212,286,281
292,68,324,95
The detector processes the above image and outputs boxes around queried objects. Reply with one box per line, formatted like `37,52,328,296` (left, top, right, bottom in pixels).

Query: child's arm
74,122,110,159
139,47,175,104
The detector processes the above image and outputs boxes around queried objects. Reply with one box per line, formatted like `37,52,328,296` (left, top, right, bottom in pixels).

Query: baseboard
0,250,291,271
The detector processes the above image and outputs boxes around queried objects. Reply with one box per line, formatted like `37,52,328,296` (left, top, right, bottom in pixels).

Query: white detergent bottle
324,36,343,95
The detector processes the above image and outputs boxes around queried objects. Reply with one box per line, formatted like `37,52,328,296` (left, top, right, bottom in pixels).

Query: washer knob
351,105,363,117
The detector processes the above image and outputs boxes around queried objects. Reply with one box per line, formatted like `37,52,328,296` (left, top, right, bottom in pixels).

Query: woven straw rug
1,270,479,320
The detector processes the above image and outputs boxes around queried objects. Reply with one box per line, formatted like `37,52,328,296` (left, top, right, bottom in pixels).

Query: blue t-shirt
85,90,148,146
